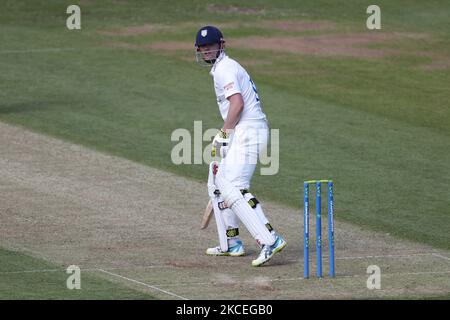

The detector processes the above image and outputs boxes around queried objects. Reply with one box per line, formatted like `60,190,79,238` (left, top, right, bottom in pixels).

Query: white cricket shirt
210,53,267,122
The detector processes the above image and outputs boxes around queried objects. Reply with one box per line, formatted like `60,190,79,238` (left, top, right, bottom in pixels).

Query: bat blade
200,199,214,229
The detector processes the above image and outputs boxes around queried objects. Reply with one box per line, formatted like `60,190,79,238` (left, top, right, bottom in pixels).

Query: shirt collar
210,52,227,76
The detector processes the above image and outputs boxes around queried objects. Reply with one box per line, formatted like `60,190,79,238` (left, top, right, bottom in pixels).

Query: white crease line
335,253,436,260
148,270,450,287
2,267,450,290
432,253,450,262
0,252,447,275
3,252,442,275
330,270,450,279
388,270,450,276
97,268,189,300
285,252,438,264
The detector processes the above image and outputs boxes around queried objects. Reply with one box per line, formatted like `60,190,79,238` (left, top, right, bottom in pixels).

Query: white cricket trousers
218,119,269,189
216,119,271,233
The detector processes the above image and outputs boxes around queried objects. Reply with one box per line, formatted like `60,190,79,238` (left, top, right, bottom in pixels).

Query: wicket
303,180,335,278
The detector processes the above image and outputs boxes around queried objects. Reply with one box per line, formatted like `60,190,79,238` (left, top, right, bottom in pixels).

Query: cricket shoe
206,240,245,256
251,235,287,267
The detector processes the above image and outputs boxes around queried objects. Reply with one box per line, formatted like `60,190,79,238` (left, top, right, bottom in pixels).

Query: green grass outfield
1,0,449,298
0,248,155,299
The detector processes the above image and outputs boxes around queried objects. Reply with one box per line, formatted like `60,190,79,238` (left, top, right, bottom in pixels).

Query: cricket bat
200,199,214,229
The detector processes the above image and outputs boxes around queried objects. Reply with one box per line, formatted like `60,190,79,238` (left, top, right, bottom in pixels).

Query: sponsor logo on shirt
223,82,235,91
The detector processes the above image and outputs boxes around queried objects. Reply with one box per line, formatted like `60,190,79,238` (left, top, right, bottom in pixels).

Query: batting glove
211,129,230,158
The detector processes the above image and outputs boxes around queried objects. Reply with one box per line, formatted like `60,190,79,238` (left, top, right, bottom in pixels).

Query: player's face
198,43,220,61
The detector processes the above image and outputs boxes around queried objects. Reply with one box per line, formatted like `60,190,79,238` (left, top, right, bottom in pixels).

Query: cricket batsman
195,25,286,266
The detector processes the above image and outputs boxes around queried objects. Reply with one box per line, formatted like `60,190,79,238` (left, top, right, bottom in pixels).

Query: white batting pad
208,161,228,251
216,174,275,246
222,205,239,229
243,191,269,225
211,197,228,252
